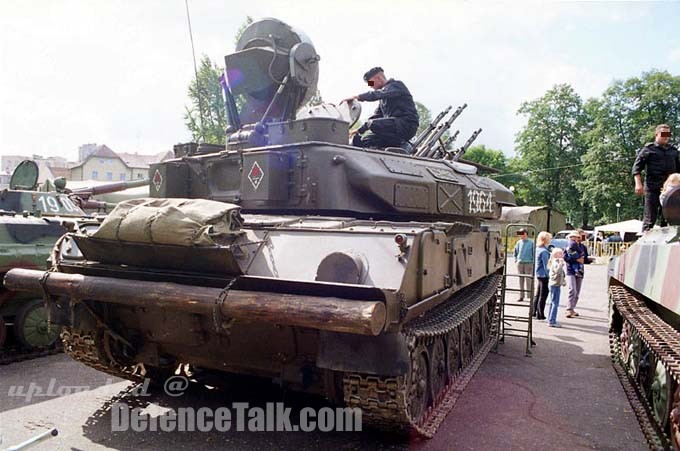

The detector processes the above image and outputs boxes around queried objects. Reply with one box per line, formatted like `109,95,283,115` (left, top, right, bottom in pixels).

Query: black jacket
357,79,419,130
632,142,680,190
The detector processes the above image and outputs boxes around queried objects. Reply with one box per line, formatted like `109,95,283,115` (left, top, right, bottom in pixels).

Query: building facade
69,145,171,182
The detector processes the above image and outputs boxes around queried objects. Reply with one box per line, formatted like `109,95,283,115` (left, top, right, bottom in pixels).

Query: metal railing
496,223,537,356
586,241,630,258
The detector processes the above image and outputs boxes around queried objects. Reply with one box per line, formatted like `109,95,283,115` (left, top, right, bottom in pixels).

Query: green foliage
508,70,680,227
513,84,589,224
413,101,454,148
234,16,254,47
578,70,680,224
415,101,433,138
184,56,227,144
464,145,507,171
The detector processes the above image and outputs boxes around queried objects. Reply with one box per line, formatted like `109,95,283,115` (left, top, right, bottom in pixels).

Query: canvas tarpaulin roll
92,198,243,246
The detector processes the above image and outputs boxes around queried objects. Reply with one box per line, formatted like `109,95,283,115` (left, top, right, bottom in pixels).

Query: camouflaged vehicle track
608,185,680,449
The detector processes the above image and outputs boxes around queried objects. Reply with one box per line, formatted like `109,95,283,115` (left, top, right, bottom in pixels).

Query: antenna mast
184,0,206,142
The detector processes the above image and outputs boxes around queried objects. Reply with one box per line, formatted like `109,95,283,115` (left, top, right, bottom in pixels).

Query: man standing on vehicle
632,124,680,231
342,67,419,149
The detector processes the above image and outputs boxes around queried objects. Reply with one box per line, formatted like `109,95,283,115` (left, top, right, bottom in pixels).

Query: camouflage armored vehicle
4,18,515,436
608,185,680,449
0,160,146,363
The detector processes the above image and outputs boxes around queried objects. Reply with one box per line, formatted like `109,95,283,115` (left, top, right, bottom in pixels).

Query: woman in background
533,231,552,320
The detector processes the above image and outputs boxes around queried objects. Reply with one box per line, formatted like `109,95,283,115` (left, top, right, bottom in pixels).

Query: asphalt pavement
0,263,647,450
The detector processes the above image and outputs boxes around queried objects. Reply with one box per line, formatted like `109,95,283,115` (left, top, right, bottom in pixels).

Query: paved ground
0,263,647,450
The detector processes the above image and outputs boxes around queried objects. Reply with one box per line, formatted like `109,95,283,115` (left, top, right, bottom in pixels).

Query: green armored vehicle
608,185,680,449
4,18,515,436
0,160,146,363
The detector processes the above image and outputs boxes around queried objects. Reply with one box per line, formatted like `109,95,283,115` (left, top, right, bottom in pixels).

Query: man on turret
342,67,419,149
632,124,680,231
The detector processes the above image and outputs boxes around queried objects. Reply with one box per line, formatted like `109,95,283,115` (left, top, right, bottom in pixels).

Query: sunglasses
367,80,374,87
660,131,672,137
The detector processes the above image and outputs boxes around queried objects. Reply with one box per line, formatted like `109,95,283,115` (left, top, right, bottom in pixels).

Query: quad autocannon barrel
4,269,386,336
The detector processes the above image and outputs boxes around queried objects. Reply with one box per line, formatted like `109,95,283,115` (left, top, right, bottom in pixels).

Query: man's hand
634,174,644,196
341,96,358,104
577,257,585,264
349,129,359,138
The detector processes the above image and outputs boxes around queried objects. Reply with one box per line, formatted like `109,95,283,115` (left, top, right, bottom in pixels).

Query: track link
343,274,501,438
609,284,680,450
60,327,143,382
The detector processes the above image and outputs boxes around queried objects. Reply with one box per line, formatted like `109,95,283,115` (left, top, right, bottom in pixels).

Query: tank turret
2,160,86,217
2,160,149,215
149,18,514,223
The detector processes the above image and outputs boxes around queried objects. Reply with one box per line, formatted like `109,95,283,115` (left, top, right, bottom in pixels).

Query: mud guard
317,330,410,376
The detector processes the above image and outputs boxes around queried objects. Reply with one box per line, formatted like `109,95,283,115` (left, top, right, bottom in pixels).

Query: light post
616,202,621,223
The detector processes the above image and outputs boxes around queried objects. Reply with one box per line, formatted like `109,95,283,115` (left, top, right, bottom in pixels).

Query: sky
1,0,679,162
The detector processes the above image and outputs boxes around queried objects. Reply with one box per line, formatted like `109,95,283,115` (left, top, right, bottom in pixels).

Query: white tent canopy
593,219,642,240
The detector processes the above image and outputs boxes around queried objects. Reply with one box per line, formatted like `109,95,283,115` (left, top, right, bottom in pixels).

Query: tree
579,70,680,224
184,56,227,144
514,84,590,225
463,145,507,171
412,101,455,150
415,101,433,138
234,16,253,47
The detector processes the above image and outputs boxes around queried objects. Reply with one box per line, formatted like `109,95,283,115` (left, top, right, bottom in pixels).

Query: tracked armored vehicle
608,185,680,449
0,160,146,363
4,18,515,436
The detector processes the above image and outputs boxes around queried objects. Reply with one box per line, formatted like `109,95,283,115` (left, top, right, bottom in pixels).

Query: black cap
363,66,384,82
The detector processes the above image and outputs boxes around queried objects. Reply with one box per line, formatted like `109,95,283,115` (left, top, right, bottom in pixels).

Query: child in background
547,248,566,327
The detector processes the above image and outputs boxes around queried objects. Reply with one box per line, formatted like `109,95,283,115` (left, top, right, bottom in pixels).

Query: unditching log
4,268,386,336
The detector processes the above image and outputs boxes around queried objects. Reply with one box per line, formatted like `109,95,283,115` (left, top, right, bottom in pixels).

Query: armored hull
608,186,680,449
3,18,516,436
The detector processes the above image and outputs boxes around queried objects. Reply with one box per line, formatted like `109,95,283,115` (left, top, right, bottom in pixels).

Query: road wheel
480,304,489,342
429,337,447,400
461,319,473,365
471,313,482,353
638,346,655,399
620,321,632,364
408,345,430,424
651,360,674,431
627,329,641,379
447,327,461,381
15,299,59,349
670,385,680,449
